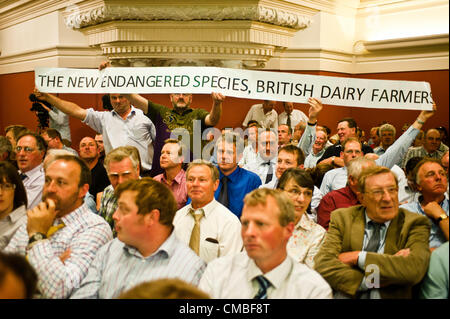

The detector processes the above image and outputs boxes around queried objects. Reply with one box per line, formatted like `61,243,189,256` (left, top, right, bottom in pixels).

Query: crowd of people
0,66,448,299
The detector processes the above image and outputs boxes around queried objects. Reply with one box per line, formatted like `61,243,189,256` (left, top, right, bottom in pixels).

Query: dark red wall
1,69,448,151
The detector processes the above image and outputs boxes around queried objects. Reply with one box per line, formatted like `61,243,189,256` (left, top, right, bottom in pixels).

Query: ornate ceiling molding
63,1,313,31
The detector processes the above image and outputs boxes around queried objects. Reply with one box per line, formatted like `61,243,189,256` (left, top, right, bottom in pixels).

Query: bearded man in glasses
314,166,431,299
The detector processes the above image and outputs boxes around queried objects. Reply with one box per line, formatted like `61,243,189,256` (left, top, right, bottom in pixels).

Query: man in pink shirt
153,139,188,209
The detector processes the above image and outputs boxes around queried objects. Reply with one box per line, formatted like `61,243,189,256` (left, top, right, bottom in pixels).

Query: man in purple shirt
153,139,188,210
317,157,376,230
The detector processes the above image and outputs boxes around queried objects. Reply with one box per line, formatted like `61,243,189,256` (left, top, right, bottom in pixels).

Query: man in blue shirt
401,158,448,249
215,132,261,218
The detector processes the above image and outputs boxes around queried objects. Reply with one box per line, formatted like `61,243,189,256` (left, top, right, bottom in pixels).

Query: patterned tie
189,208,204,255
264,162,273,184
46,223,66,238
286,113,292,130
217,176,229,207
364,221,383,252
253,275,271,299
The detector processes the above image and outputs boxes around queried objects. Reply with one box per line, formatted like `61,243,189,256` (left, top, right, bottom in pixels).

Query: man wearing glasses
315,166,431,299
15,132,46,209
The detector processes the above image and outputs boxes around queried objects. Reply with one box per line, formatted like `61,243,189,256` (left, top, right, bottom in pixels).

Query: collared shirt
173,199,243,263
401,145,447,169
98,184,117,232
70,232,206,299
400,195,449,248
355,212,391,299
238,144,258,167
48,108,71,142
287,214,326,269
304,148,327,168
420,241,449,299
278,109,309,131
62,145,79,156
317,185,359,230
260,178,323,223
214,166,262,218
373,145,387,156
242,104,278,129
199,251,332,298
0,205,27,250
154,169,188,210
243,154,277,186
83,106,156,171
19,163,45,209
5,203,112,299
320,126,421,195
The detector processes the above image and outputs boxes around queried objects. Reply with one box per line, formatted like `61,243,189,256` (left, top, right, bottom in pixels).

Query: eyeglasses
0,183,16,191
15,146,36,153
364,187,398,199
284,188,313,198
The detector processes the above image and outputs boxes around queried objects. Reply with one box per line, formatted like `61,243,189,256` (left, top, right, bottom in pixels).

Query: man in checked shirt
5,155,112,298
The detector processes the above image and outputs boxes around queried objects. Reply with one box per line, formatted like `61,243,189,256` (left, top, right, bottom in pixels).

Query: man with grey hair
317,157,376,230
98,146,141,232
373,123,396,156
0,136,13,165
199,188,332,298
214,132,261,218
173,159,242,263
315,166,431,299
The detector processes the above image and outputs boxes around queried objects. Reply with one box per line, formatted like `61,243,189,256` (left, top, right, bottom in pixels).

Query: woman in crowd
276,168,326,268
0,161,28,249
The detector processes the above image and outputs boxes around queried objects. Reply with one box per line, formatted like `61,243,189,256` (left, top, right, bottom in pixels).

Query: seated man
199,188,332,298
70,178,206,299
317,157,376,230
15,132,46,209
5,155,113,298
400,158,448,249
314,166,431,298
41,128,78,156
153,139,188,210
215,132,261,218
173,160,242,263
277,124,292,149
402,128,447,169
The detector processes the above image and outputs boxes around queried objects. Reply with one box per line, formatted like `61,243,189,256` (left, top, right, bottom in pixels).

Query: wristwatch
436,214,448,224
28,232,47,245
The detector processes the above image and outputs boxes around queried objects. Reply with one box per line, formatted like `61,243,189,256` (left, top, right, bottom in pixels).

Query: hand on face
27,199,57,237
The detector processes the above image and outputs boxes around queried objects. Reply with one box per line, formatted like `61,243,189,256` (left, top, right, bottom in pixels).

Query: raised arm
205,92,225,126
298,98,323,155
33,89,87,121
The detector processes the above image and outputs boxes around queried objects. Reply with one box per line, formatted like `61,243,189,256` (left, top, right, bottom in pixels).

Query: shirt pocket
202,239,220,263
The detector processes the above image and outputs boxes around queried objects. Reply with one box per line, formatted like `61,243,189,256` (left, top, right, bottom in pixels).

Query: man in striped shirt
70,178,206,299
5,155,113,298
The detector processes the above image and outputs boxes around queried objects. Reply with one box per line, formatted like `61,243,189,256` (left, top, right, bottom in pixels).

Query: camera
29,93,52,129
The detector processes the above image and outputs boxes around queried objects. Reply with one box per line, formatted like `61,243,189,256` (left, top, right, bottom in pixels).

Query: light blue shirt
70,231,206,299
83,106,156,171
357,212,391,299
400,195,449,248
320,126,420,195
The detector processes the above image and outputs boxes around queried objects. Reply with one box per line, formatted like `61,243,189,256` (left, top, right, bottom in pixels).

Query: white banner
35,67,433,110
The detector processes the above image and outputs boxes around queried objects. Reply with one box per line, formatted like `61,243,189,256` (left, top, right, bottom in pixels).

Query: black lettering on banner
321,85,331,98
241,78,249,92
256,80,265,93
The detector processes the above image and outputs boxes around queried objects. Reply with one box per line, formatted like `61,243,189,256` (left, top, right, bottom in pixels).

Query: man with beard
5,155,112,298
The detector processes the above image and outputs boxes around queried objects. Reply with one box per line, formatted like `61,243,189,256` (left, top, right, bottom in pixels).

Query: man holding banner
33,89,156,177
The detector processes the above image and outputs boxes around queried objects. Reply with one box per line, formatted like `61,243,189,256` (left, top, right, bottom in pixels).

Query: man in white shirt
15,132,46,209
33,90,155,176
199,188,332,298
242,100,278,130
278,101,308,132
173,160,242,263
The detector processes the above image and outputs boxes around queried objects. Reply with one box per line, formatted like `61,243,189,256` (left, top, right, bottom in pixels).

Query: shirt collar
171,107,193,116
123,231,177,260
219,165,240,182
246,254,293,290
295,214,315,231
6,205,27,223
19,163,43,178
162,169,185,185
364,211,391,229
256,154,277,166
56,203,90,227
112,106,136,119
184,199,218,218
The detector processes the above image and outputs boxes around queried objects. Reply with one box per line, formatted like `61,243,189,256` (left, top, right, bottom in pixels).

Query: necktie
364,221,383,252
264,162,273,184
286,113,291,129
189,209,204,255
20,173,27,180
47,222,66,237
253,275,271,299
218,176,229,207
